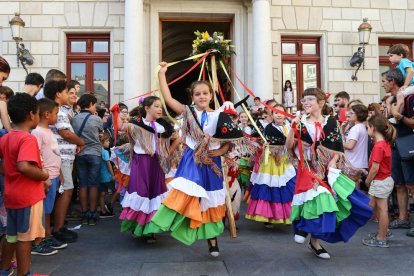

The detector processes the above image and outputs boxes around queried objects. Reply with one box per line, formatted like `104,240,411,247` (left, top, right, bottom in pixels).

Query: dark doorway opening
161,19,232,106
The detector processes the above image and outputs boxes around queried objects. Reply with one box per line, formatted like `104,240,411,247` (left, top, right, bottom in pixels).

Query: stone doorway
161,19,232,106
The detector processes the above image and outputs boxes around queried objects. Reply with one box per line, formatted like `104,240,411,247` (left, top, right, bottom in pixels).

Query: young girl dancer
237,111,253,190
362,115,395,248
246,104,296,227
149,62,243,256
119,96,174,243
286,88,372,259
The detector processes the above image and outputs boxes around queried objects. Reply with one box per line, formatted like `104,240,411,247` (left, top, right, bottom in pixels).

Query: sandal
367,230,393,240
308,241,330,259
207,238,219,257
389,219,411,229
362,237,389,248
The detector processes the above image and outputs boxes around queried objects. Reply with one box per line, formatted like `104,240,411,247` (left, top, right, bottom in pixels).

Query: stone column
252,0,273,100
123,0,143,105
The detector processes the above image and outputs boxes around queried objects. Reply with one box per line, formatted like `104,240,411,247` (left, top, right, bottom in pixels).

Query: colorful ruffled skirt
237,157,251,188
245,153,296,224
290,168,373,243
148,147,226,246
119,153,168,236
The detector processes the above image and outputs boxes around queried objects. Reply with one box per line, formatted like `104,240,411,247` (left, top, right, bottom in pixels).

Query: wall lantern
349,18,372,81
9,12,34,74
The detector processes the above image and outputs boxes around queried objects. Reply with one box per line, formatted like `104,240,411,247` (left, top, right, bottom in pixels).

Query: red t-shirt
338,107,347,123
369,140,392,180
0,130,45,209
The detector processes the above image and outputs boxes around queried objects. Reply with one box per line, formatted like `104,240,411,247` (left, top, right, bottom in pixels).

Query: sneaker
0,267,13,276
99,211,114,218
44,237,68,249
389,219,411,229
406,227,414,237
207,238,219,257
31,243,58,256
367,231,393,240
88,212,99,226
81,211,90,225
308,241,330,259
52,228,77,243
362,237,389,248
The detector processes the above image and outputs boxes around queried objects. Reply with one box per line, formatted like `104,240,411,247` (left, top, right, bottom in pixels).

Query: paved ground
32,203,414,276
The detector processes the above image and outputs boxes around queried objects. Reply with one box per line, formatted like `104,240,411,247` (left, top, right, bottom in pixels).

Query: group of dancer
115,62,374,259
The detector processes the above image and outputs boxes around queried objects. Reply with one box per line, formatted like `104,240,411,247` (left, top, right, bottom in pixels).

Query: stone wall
0,1,125,104
270,0,414,103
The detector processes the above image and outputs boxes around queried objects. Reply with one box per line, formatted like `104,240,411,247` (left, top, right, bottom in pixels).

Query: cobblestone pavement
32,204,414,276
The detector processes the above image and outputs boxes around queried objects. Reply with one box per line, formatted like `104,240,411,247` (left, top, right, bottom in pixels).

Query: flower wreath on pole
191,30,235,59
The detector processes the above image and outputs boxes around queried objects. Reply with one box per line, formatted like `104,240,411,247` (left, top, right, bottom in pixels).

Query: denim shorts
392,147,414,185
44,177,59,214
76,155,101,188
99,181,115,193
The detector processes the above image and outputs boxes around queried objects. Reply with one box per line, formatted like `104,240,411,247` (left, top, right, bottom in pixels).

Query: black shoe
146,234,156,244
52,228,77,243
105,203,114,214
88,212,99,226
99,211,114,218
308,240,330,259
207,238,219,257
60,226,78,239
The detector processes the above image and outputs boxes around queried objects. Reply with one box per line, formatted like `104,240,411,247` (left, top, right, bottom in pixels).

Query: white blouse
294,115,329,160
185,108,221,150
133,118,166,154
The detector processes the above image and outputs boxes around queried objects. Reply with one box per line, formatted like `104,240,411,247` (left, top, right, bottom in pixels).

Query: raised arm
158,62,185,115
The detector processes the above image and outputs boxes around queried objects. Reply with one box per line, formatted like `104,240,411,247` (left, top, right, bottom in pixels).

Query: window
378,39,413,99
281,37,321,110
66,34,110,106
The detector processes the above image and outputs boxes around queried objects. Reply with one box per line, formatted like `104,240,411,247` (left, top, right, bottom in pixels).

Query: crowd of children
0,42,413,274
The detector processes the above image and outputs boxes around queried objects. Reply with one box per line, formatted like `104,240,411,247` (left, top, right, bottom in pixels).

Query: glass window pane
303,64,317,90
283,63,297,107
93,41,109,53
282,43,296,55
379,65,391,99
70,63,86,94
71,41,86,52
93,63,109,105
302,43,316,55
378,45,390,57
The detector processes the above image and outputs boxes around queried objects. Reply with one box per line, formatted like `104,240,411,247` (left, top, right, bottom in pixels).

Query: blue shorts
44,177,59,215
6,200,45,243
76,155,101,188
392,147,414,185
99,181,115,193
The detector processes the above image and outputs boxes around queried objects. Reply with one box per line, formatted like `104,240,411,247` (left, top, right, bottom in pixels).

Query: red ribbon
217,81,226,103
110,104,123,193
228,66,295,119
121,51,211,103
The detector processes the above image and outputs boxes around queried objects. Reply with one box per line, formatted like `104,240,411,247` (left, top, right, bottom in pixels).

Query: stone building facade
0,0,413,106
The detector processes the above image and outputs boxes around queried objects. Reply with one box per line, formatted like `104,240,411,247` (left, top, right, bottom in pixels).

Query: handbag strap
76,113,92,137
